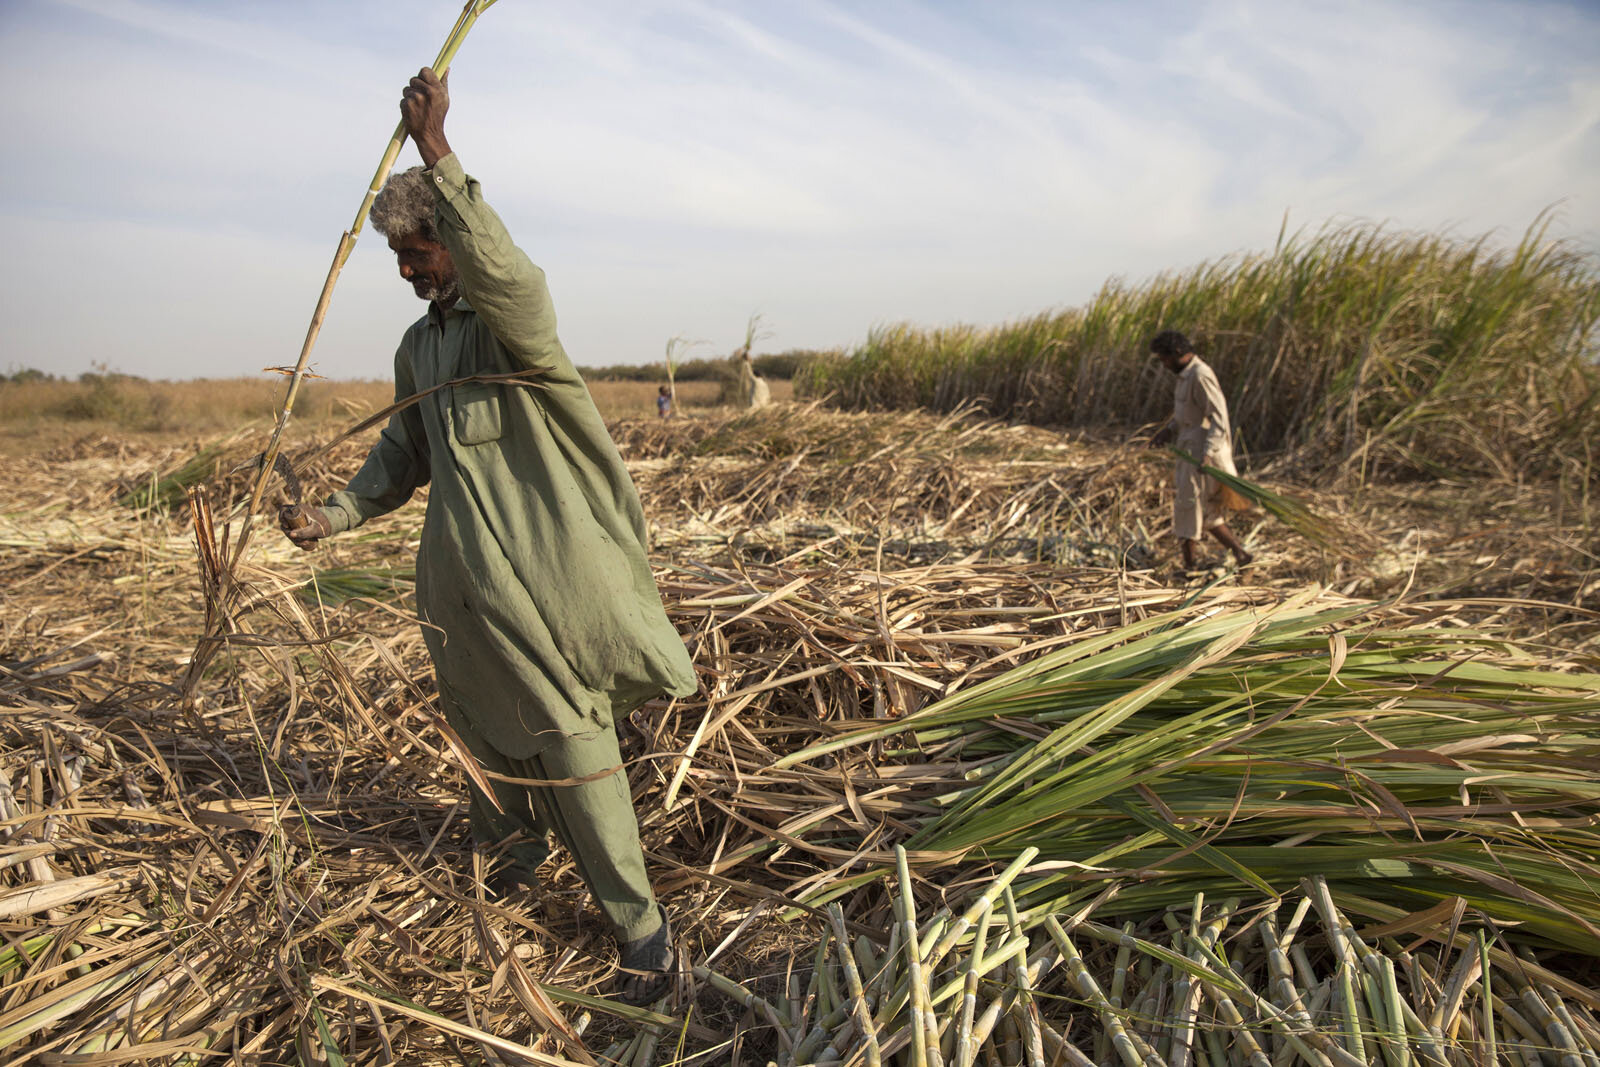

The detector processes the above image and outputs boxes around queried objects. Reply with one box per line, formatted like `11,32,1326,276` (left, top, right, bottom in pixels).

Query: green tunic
324,152,697,759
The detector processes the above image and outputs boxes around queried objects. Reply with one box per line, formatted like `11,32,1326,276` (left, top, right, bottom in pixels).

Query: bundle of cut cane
776,593,1600,951
698,861,1599,1066
1169,446,1380,562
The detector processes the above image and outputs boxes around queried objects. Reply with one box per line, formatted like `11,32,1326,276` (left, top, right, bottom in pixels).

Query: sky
4,0,1598,381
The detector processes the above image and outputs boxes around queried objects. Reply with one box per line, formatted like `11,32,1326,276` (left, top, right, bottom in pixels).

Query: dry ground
1,387,1595,1062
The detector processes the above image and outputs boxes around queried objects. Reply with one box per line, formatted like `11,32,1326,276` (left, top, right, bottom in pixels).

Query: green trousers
454,716,662,943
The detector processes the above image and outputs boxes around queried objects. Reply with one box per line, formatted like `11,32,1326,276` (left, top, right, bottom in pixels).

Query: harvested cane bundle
1171,446,1381,561
699,874,1600,1066
776,594,1600,968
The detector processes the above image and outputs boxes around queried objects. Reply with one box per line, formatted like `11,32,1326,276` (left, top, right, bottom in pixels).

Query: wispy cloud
4,0,1597,379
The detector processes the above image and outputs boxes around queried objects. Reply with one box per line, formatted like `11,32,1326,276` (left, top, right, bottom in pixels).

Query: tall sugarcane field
4,205,1599,1064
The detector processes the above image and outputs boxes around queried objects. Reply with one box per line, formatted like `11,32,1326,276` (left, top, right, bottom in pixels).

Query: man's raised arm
401,67,566,375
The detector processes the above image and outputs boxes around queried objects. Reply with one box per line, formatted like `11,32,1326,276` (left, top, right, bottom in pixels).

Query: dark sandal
616,906,673,1006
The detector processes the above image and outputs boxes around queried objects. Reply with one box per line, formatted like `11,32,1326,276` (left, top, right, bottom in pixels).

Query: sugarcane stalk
1100,920,1135,1066
1179,906,1261,1067
1042,918,1163,1067
1260,912,1316,1038
1134,962,1171,1055
920,915,952,964
1427,941,1482,1037
1182,935,1358,1067
1518,984,1586,1067
790,932,825,1063
953,904,991,1067
896,845,944,1067
692,965,794,1035
1000,887,1044,1067
1203,983,1272,1067
959,948,1056,1061
818,1013,859,1065
1537,984,1600,1067
794,1007,853,1064
1486,991,1546,1048
1204,1025,1230,1067
1355,962,1387,1065
1038,1016,1097,1067
1478,931,1497,1065
1270,1024,1300,1067
1304,982,1334,1023
881,921,903,1007
830,904,883,1067
855,934,882,1001
1168,967,1196,1067
1289,943,1320,1002
1279,896,1313,952
1369,957,1448,1067
999,1000,1023,1067
1380,943,1434,1028
1375,956,1410,1067
630,1023,659,1067
966,993,1008,1057
827,940,846,1023
1306,878,1369,1067
923,847,1039,967
1343,930,1446,1067
1173,902,1216,1067
782,964,801,1033
992,997,1022,1066
970,935,1032,980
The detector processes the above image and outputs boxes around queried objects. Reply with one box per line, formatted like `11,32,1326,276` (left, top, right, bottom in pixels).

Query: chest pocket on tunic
452,384,504,446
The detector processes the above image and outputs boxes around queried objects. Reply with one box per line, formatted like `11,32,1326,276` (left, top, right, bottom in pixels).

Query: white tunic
1171,357,1238,538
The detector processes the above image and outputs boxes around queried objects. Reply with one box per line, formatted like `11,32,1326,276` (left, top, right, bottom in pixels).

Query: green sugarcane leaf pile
763,595,1600,1063
783,595,1600,949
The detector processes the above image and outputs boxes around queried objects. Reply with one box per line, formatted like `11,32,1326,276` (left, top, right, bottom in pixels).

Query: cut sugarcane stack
693,858,1598,1067
1167,446,1380,562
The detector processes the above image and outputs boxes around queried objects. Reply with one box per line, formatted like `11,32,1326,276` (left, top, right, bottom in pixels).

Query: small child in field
656,385,672,419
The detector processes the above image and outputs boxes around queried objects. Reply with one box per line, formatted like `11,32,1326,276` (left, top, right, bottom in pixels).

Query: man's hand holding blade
279,505,334,551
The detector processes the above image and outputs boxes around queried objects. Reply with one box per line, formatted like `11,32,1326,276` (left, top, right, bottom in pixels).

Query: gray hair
370,166,439,243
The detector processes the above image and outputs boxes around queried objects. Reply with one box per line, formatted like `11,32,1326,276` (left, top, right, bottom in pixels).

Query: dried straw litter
3,404,1597,1063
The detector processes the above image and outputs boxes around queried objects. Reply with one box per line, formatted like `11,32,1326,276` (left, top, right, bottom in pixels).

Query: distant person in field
1148,330,1255,571
656,384,672,419
276,67,694,1005
733,347,771,410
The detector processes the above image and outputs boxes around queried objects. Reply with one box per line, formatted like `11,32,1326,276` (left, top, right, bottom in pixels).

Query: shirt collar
427,293,474,329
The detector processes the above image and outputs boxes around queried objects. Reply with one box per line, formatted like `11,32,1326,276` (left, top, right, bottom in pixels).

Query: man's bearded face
388,231,460,305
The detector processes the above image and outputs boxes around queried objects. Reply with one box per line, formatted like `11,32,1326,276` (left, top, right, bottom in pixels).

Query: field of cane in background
799,217,1600,486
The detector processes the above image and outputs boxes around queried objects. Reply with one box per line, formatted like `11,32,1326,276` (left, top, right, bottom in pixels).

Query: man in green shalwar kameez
280,68,697,1005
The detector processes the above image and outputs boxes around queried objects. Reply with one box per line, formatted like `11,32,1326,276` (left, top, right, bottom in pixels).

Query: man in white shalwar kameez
1148,330,1255,571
